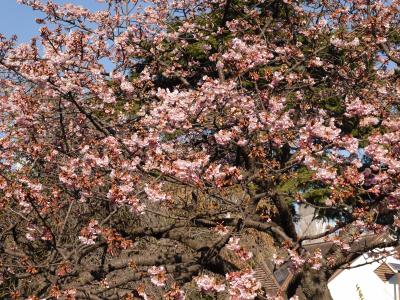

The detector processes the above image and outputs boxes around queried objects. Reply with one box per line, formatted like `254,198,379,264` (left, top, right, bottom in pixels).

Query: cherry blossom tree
0,0,399,299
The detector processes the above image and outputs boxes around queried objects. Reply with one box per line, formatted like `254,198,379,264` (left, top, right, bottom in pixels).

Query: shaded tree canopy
0,0,399,299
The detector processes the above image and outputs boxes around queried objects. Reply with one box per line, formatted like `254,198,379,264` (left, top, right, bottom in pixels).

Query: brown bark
299,267,333,300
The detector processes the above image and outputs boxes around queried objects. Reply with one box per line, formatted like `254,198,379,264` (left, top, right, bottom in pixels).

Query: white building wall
328,254,399,300
294,204,337,244
389,275,399,300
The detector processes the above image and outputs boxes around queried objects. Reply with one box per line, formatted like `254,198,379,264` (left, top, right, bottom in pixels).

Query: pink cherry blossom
195,274,226,293
144,183,170,203
148,266,167,287
226,269,261,300
78,220,101,245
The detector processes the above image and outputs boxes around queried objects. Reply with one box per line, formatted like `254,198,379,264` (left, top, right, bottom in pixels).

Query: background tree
0,0,399,299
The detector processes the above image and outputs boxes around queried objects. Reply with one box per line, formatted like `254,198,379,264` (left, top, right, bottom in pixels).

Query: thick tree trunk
299,267,333,300
287,266,333,300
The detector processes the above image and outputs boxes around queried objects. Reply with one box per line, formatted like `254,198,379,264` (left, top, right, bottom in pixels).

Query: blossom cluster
195,274,226,293
226,269,262,300
226,237,254,261
78,220,101,245
148,266,167,287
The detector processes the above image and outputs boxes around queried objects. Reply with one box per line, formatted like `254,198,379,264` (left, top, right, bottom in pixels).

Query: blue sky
0,0,114,70
0,0,106,43
1,0,396,71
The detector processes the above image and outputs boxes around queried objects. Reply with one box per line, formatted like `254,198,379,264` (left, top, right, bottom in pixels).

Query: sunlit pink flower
227,237,253,261
360,116,379,127
227,237,241,251
164,284,186,300
214,130,234,145
144,183,170,203
309,57,324,67
287,249,306,271
226,269,261,300
213,223,229,236
314,167,337,182
148,266,167,287
78,220,101,245
195,274,226,293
